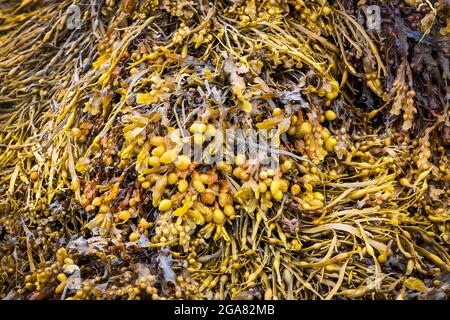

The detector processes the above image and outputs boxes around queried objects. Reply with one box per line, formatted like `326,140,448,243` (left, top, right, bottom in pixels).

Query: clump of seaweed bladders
0,0,449,300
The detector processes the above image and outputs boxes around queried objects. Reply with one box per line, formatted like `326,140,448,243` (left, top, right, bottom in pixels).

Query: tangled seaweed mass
0,0,449,300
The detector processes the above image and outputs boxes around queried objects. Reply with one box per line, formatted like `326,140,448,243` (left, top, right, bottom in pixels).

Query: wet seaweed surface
0,0,449,300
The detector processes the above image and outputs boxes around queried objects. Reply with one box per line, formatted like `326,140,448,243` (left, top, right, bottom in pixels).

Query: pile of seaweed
0,0,448,300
